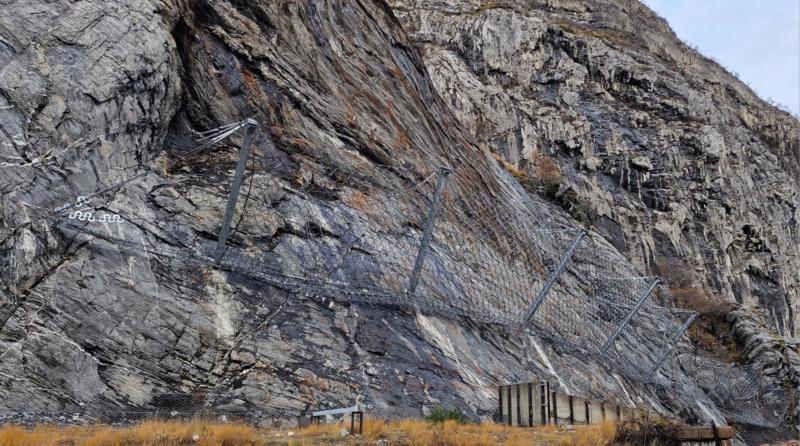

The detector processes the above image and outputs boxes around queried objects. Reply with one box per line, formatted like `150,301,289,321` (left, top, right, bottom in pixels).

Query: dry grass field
0,418,618,446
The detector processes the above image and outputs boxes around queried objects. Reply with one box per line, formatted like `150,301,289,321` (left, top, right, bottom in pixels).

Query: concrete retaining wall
498,381,736,445
498,379,635,426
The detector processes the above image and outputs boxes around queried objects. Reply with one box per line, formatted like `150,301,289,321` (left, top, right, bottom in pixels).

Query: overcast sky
642,0,800,117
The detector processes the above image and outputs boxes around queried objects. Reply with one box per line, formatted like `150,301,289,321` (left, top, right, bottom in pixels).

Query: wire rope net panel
416,187,556,325
14,118,786,430
677,353,791,428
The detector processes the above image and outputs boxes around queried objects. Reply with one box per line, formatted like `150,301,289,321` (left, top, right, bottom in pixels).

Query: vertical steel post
551,390,558,424
647,313,698,380
516,384,521,426
528,382,533,427
215,120,258,260
539,383,546,425
523,230,587,325
507,386,512,426
498,386,503,423
600,278,660,355
545,382,551,424
407,167,452,295
585,401,590,425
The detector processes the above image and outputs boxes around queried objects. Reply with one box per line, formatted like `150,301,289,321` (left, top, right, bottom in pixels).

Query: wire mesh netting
4,119,792,428
0,387,260,425
677,354,792,428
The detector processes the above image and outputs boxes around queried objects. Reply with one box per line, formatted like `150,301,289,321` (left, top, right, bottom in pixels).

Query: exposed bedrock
388,0,800,338
0,0,797,443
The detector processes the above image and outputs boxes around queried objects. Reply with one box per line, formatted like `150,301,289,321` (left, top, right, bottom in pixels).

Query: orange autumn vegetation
0,418,617,446
0,420,260,446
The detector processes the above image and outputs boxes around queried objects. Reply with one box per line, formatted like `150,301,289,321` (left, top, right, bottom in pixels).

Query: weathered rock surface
388,0,800,337
0,0,797,443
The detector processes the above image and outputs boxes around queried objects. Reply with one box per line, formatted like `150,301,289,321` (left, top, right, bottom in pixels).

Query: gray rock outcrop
0,0,797,443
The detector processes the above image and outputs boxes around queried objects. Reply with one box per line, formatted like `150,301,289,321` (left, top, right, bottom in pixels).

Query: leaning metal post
599,278,661,355
407,167,452,296
522,229,587,325
647,313,698,381
215,119,259,261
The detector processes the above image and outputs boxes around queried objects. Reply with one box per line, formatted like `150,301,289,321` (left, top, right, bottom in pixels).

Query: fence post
522,230,587,325
600,278,660,355
215,119,259,260
647,313,698,380
407,167,452,295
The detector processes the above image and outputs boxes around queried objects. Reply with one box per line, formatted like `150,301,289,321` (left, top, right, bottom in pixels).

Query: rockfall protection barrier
2,119,792,428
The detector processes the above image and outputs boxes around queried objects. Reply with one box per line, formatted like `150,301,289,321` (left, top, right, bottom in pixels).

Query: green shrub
424,406,468,424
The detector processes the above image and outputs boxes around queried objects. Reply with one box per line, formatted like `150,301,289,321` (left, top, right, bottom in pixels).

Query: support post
523,230,587,325
507,386,512,426
585,401,590,425
215,119,258,260
498,386,503,423
600,278,660,355
407,167,452,295
528,382,533,427
540,383,546,425
516,384,521,426
647,313,698,380
712,420,722,446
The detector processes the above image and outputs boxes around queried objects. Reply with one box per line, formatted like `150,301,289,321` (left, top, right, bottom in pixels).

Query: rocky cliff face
388,0,800,338
0,0,797,443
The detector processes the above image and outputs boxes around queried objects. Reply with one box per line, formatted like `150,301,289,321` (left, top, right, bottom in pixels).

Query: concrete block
605,404,620,422
532,382,548,425
554,393,572,424
572,398,590,424
589,401,604,424
620,406,635,421
519,384,530,426
500,385,510,425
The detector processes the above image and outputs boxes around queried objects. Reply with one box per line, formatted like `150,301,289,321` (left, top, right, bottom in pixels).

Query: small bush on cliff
425,406,468,424
533,152,561,186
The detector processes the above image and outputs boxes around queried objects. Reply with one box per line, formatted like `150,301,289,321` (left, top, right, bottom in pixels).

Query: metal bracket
407,167,452,296
599,278,660,355
215,120,259,261
522,229,587,325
